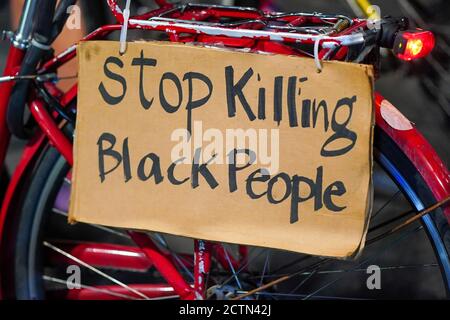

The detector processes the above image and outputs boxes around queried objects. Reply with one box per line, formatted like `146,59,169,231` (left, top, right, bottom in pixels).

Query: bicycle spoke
222,245,242,290
43,241,151,300
153,233,194,267
236,290,372,300
371,190,401,221
367,196,450,245
52,209,194,280
302,226,424,300
153,233,194,281
52,208,130,240
259,197,450,295
278,202,415,275
234,222,425,301
43,276,141,300
269,255,313,275
43,276,180,300
289,268,319,294
232,258,329,300
259,252,270,288
218,248,267,288
256,252,271,300
248,263,439,280
368,209,414,233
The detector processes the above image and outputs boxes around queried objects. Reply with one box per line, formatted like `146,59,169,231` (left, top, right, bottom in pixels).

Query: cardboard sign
70,41,374,258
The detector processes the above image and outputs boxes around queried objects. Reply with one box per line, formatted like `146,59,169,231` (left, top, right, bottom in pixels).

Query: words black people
96,51,358,224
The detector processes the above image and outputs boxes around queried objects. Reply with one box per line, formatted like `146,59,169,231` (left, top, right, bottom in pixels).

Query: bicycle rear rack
39,2,374,77
108,2,368,56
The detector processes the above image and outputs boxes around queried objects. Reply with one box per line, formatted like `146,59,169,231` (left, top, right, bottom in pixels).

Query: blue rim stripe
378,151,450,292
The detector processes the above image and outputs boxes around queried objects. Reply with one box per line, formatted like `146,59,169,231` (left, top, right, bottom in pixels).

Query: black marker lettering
324,181,347,211
273,76,283,125
225,66,256,121
137,153,164,184
98,57,127,105
191,148,219,189
321,96,357,157
184,72,213,134
267,173,292,204
287,76,298,127
97,133,131,183
168,158,189,185
131,50,156,109
228,149,256,193
246,169,270,199
160,72,183,113
290,166,324,223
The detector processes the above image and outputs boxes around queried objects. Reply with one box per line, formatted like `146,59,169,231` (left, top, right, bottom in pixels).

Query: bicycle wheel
4,123,450,299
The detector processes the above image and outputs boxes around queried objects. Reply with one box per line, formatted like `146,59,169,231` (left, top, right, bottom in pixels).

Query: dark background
0,0,449,299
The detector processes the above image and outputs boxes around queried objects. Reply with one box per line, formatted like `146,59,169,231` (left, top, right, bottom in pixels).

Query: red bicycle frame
0,0,449,300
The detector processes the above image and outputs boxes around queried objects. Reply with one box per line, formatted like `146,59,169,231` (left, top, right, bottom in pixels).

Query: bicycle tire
6,126,450,299
0,167,8,206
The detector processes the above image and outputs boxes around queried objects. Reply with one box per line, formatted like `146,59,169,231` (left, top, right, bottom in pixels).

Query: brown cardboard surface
70,41,374,258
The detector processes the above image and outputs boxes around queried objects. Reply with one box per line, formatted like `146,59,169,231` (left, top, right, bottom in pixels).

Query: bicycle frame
0,0,449,300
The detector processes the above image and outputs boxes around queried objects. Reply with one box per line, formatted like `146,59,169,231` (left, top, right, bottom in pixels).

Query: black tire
13,146,68,299
234,0,261,7
6,128,450,299
0,167,8,206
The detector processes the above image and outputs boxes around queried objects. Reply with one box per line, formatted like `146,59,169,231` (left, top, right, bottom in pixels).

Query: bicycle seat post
12,0,39,50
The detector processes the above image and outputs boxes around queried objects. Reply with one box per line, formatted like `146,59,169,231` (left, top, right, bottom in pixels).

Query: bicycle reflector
393,30,435,61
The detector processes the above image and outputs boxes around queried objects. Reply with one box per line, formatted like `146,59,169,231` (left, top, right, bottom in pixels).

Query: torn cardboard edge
69,40,375,259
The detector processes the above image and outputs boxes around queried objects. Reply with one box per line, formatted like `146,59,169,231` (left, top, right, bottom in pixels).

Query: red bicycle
0,0,449,300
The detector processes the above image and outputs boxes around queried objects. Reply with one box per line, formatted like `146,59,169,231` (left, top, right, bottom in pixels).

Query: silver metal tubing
13,0,40,49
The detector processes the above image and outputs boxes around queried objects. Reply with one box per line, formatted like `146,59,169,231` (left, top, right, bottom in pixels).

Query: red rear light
393,30,435,61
